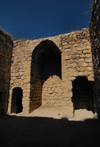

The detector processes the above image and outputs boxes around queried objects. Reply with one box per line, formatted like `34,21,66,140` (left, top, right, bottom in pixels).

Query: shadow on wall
72,76,94,114
0,91,2,103
11,87,23,113
29,40,61,113
0,90,3,113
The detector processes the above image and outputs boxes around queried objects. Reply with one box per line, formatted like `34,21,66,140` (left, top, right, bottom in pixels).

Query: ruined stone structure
0,29,13,113
2,2,100,117
1,0,100,119
6,28,95,118
89,0,100,118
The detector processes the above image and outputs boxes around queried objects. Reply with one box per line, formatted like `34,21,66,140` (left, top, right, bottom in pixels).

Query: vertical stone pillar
22,92,30,114
22,69,30,114
7,89,12,113
61,50,73,118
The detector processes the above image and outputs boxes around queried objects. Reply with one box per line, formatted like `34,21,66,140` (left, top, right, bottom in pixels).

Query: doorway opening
11,87,23,113
72,76,94,114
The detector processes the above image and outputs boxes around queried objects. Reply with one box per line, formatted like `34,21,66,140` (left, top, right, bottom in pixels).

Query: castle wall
8,28,94,118
89,0,100,118
0,29,13,113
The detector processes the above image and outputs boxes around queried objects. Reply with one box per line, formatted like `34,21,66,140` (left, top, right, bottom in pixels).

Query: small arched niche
11,87,23,113
29,40,62,112
72,76,94,113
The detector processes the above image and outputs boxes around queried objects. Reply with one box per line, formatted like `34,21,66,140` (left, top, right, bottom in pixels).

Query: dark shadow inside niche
11,87,23,113
72,76,94,114
29,39,61,112
38,51,61,85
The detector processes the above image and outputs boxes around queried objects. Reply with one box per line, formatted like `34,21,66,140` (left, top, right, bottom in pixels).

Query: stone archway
29,40,62,113
11,87,23,113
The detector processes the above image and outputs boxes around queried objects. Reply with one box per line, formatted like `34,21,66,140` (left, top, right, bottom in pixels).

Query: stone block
73,44,79,47
65,55,71,60
87,46,91,49
78,72,84,76
72,55,80,59
77,47,86,50
77,51,83,54
85,58,92,63
77,67,86,72
88,76,94,81
87,67,93,71
83,50,90,54
68,71,78,77
65,49,71,52
64,45,71,48
81,62,88,67
85,54,92,58
69,63,77,67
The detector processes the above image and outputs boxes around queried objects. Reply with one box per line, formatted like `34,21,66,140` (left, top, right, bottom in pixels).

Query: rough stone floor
0,106,99,147
9,105,97,121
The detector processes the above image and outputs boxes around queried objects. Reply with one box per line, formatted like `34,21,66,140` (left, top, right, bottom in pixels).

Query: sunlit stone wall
8,28,94,118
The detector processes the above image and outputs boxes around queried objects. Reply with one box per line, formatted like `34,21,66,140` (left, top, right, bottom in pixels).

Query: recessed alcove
72,76,94,114
29,40,61,112
11,87,23,113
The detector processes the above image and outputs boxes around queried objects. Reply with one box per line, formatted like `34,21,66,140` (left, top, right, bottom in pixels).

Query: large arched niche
29,40,62,113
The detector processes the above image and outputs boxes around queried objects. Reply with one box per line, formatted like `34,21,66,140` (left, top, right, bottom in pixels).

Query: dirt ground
10,105,97,120
0,106,100,147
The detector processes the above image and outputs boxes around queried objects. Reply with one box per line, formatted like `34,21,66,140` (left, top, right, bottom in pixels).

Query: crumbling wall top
0,29,13,46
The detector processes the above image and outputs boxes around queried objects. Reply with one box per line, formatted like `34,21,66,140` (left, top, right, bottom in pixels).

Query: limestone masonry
1,0,100,118
7,28,94,118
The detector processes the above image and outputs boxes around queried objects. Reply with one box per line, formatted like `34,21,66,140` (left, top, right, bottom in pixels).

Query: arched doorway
11,87,23,113
72,76,94,114
30,40,61,112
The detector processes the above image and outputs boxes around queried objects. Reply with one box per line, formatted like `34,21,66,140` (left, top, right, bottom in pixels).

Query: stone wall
89,0,100,118
0,29,13,113
8,28,94,118
61,28,94,115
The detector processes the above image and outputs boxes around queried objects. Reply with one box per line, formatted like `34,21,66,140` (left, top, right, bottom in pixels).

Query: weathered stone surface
89,0,100,118
0,29,13,114
0,25,95,118
81,63,88,67
7,27,94,116
85,58,92,63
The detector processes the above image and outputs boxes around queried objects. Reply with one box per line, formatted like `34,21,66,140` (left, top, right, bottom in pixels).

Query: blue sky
0,0,93,39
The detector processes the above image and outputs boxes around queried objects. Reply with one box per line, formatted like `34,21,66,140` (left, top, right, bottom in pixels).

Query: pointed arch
29,40,62,112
